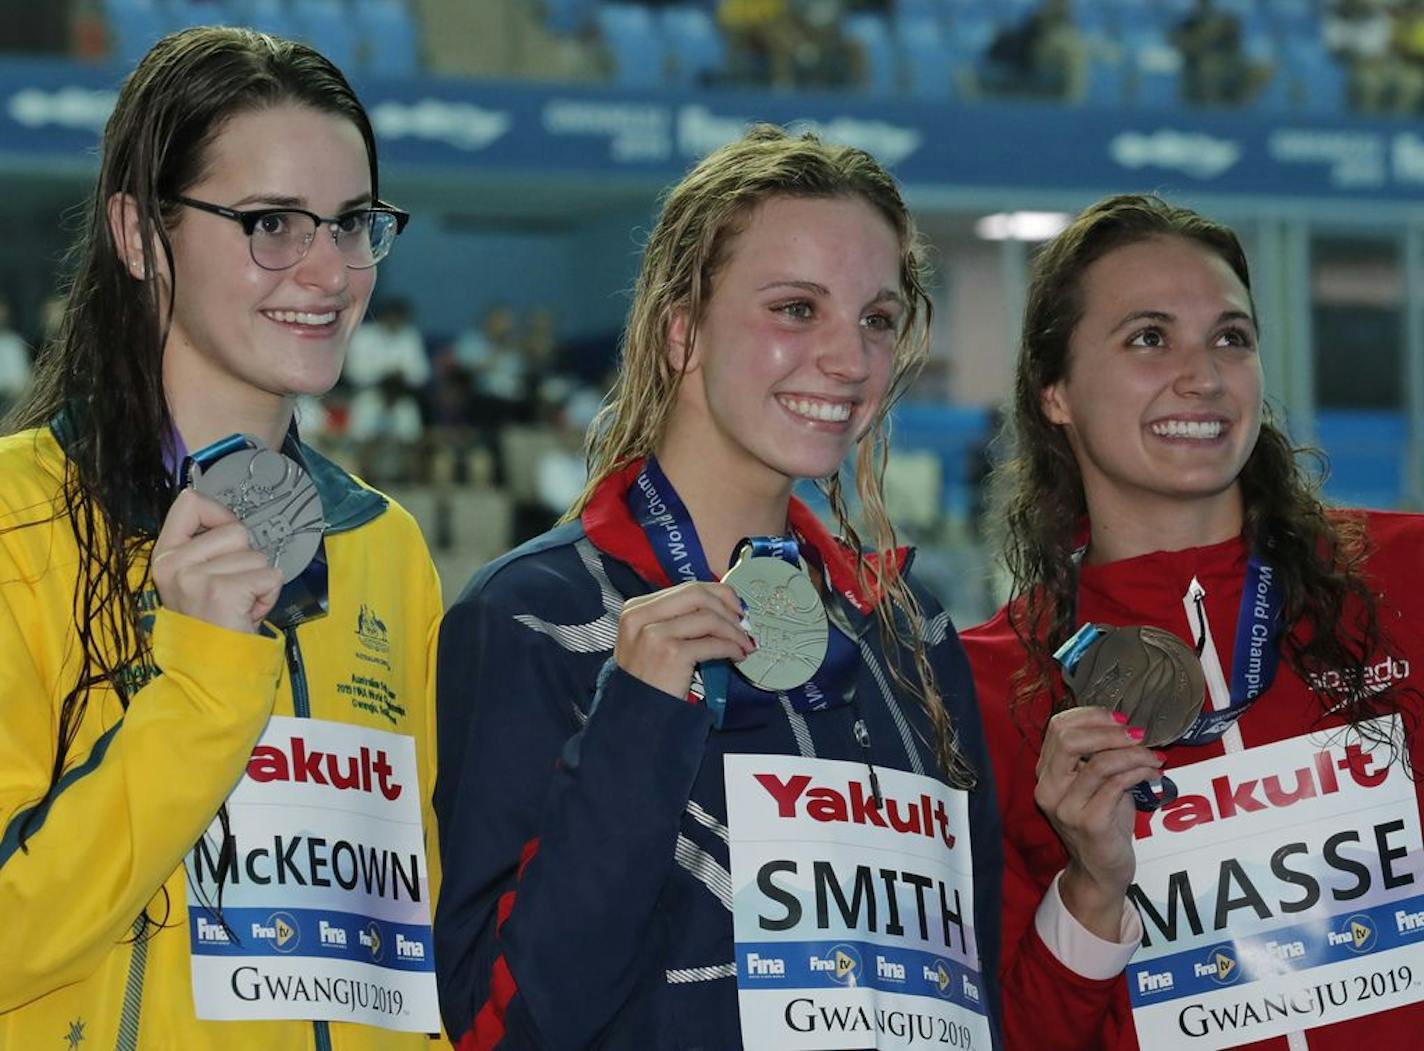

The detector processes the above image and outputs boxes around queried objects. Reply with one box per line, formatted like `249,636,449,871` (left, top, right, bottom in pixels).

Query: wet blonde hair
566,124,975,786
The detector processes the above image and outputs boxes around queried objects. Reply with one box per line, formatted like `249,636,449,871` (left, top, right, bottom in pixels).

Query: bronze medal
190,440,325,584
1062,625,1206,747
721,553,829,692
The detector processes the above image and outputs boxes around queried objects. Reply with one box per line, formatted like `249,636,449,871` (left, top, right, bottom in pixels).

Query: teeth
266,309,337,326
781,397,852,422
1151,419,1223,439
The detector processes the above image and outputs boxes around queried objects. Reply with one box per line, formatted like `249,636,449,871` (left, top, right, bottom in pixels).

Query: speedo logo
1136,742,1388,839
1311,656,1411,698
753,773,956,847
247,736,402,800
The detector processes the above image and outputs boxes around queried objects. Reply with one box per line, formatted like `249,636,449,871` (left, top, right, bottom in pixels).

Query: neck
163,357,294,453
654,437,793,578
1082,486,1244,565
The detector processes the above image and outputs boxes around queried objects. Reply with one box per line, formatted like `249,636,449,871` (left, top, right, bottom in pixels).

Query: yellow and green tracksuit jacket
0,423,447,1050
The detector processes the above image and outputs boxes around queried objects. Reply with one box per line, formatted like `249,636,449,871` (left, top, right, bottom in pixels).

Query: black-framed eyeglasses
170,195,410,271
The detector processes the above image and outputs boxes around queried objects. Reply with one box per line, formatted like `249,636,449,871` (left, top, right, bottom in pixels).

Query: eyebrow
1109,308,1254,334
756,280,906,308
228,192,374,212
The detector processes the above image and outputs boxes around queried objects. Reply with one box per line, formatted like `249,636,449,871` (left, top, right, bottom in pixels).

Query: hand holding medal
720,540,829,692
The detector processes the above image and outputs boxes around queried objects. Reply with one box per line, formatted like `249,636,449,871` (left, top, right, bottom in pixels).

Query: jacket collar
581,458,908,615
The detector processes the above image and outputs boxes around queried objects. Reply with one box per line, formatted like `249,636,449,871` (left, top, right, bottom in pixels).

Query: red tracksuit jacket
964,510,1424,1050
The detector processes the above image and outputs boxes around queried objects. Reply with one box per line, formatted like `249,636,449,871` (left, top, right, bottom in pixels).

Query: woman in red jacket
962,193,1424,1050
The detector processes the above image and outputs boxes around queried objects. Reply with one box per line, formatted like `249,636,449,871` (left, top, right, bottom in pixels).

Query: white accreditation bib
183,716,439,1032
726,754,990,1051
1126,715,1424,1049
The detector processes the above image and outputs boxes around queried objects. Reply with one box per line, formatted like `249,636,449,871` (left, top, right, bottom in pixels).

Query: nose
291,223,349,295
817,316,873,383
1173,342,1225,398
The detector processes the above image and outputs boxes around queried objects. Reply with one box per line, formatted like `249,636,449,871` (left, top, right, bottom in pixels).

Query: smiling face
1043,234,1263,535
159,102,376,420
666,194,903,491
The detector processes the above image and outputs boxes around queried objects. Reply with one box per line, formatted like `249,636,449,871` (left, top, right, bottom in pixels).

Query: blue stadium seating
1316,410,1407,509
235,0,297,40
843,13,897,97
168,0,233,32
351,0,420,77
660,6,725,88
546,0,598,36
291,0,361,70
895,15,957,100
888,403,993,520
596,4,666,89
104,0,170,66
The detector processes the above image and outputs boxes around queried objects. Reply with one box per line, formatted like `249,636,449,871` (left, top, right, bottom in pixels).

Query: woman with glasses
434,125,1007,1050
0,27,443,1050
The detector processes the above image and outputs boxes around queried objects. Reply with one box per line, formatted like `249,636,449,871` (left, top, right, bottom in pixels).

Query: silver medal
722,554,830,692
190,438,325,583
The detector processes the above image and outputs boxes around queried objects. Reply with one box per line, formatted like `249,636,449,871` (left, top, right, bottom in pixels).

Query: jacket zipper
1182,579,1308,1051
284,627,332,1051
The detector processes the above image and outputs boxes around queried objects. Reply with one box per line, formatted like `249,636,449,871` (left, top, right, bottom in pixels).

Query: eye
775,301,814,321
1215,326,1255,349
255,212,290,236
1128,326,1166,348
336,211,370,235
861,310,898,333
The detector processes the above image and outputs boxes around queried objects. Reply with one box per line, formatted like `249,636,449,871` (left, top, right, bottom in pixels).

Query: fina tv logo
1193,945,1240,986
251,912,300,954
360,920,384,963
809,944,862,986
923,959,954,999
1329,914,1377,953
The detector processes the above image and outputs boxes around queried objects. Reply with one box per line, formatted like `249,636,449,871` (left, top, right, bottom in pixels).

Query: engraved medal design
722,554,830,692
189,439,325,583
1062,625,1206,748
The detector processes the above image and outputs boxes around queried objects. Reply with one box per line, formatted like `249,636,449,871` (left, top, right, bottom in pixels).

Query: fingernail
1110,712,1129,725
1154,750,1168,763
738,615,753,634
1126,726,1146,742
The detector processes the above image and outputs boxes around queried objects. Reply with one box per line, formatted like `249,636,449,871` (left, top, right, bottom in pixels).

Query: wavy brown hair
563,124,976,786
992,194,1394,737
4,27,379,926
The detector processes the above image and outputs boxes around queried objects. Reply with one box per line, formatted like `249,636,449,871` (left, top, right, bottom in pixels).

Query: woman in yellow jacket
0,27,444,1050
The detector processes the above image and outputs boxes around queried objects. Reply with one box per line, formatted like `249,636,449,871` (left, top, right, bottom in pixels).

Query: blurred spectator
348,373,425,483
0,298,33,417
1172,0,1265,106
719,0,858,89
344,297,430,393
1325,0,1424,113
983,0,1089,103
1396,0,1424,86
451,302,526,410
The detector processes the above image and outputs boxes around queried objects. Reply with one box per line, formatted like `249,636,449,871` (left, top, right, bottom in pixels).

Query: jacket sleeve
966,633,1121,1050
433,579,713,1051
0,601,283,1011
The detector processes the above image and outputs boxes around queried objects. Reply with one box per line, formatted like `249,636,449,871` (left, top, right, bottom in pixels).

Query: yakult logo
247,736,402,800
1136,742,1389,839
754,772,956,847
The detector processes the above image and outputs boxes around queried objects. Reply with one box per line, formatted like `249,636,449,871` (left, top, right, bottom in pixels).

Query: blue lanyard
1177,553,1282,744
627,457,858,728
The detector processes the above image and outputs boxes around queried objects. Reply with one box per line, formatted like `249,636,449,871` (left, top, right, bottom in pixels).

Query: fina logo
1193,945,1240,986
370,99,511,151
1109,129,1241,180
809,943,862,986
360,920,384,962
1329,914,1377,954
252,911,300,954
